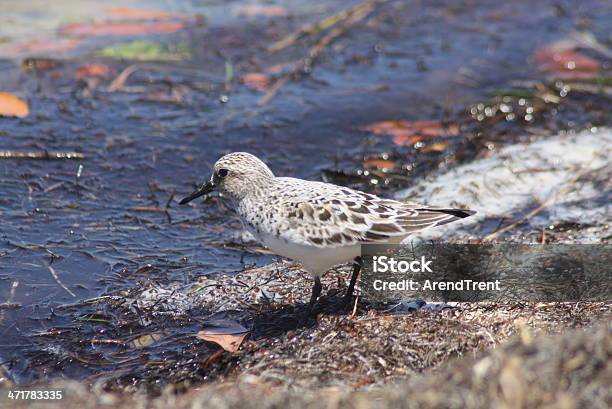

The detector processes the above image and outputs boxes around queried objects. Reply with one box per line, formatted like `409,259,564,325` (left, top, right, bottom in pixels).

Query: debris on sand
5,320,609,409
17,257,610,394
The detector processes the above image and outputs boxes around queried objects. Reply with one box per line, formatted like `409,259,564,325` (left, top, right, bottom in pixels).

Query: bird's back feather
239,177,474,249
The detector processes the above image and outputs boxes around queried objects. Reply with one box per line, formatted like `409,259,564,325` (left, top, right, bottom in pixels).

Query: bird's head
179,152,274,204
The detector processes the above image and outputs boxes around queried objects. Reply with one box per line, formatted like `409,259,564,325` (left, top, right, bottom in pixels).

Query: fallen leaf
242,73,271,91
364,120,459,146
267,62,293,74
61,20,186,37
197,331,248,353
363,158,396,170
131,332,163,349
139,87,186,104
421,142,449,153
105,7,179,20
351,376,375,388
235,4,290,18
21,58,62,72
0,38,80,57
533,46,600,79
76,63,112,79
97,41,191,61
0,92,29,118
97,41,190,61
196,319,250,353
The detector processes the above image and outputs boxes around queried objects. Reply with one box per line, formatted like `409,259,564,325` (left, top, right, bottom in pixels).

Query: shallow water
0,0,610,384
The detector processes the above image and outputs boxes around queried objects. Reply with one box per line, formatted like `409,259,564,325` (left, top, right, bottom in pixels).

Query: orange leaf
533,46,600,79
0,92,29,118
363,158,396,170
197,320,250,353
61,21,186,37
242,73,270,91
235,5,290,17
76,63,112,79
105,7,178,20
364,120,459,146
421,142,449,153
0,38,80,57
267,62,293,74
197,330,248,352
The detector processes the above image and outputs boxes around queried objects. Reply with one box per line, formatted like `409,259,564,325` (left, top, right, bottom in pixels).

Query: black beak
179,181,215,205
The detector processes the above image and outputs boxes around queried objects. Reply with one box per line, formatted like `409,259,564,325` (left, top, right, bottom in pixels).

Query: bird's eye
217,168,229,178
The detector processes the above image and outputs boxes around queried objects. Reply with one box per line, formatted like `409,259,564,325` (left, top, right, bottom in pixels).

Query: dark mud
0,0,611,392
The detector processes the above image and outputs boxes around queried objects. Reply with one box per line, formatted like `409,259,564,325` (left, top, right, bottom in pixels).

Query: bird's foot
342,293,354,310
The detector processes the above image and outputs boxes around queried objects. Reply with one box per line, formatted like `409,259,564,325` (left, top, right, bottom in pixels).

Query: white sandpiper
179,152,475,318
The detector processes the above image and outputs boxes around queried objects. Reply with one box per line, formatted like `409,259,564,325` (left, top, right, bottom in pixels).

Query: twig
43,182,65,193
90,339,124,345
107,63,143,92
107,63,223,92
165,192,175,224
482,164,601,242
258,0,384,106
128,206,166,213
350,292,359,318
47,265,76,298
267,1,377,53
0,151,84,160
56,295,115,310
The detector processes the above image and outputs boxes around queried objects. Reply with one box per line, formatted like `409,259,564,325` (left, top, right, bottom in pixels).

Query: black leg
344,256,362,307
305,276,322,318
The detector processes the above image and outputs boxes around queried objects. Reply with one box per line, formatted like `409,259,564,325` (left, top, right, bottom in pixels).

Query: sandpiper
180,152,475,317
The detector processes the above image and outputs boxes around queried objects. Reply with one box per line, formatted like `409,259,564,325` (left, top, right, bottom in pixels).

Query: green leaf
97,40,191,61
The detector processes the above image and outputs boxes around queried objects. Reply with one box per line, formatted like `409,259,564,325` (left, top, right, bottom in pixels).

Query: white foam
396,128,611,241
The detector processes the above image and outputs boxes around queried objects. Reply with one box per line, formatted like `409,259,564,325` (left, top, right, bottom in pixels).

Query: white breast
257,231,360,276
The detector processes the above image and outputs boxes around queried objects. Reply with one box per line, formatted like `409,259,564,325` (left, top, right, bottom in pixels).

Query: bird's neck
227,176,275,213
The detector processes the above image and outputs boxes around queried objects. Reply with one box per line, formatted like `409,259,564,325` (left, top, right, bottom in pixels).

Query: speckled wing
271,179,475,248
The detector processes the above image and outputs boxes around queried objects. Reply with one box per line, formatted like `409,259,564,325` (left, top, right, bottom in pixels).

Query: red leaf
242,73,271,91
76,63,112,79
0,38,80,57
533,46,600,79
267,62,293,74
61,21,186,37
0,92,29,118
364,120,459,146
235,5,290,17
